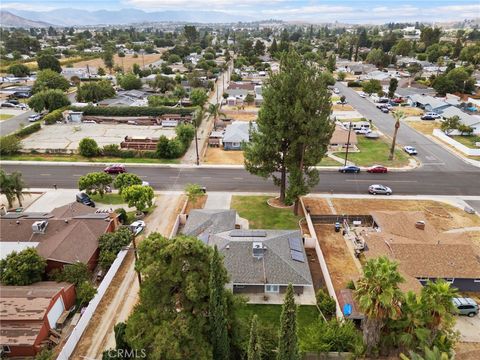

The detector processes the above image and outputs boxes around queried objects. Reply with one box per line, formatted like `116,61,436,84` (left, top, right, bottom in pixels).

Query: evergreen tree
277,284,299,360
209,246,230,360
248,315,262,360
269,38,278,56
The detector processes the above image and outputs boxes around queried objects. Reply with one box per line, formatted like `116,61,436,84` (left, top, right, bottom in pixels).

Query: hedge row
15,122,41,138
43,109,64,125
347,81,362,87
69,105,195,117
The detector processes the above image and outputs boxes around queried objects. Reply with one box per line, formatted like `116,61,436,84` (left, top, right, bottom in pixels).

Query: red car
392,97,404,103
367,165,388,173
104,164,126,174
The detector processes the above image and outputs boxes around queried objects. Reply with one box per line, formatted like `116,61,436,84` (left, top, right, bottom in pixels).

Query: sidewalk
204,192,232,209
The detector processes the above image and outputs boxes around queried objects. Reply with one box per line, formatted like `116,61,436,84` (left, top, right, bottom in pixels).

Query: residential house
222,121,256,150
0,282,76,357
0,202,118,272
365,211,480,292
98,90,148,107
395,87,436,98
441,106,480,134
225,82,256,104
329,124,358,151
406,94,452,113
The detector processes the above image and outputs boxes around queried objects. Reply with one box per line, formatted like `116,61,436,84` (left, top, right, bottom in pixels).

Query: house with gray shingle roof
222,121,257,150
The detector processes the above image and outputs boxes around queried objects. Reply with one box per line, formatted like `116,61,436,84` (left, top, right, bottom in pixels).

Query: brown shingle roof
330,125,358,145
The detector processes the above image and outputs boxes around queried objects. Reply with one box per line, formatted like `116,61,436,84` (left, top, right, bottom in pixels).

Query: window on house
265,284,280,293
445,278,454,284
474,279,480,283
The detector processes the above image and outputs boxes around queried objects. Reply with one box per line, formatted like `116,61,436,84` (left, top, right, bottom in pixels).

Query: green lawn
451,135,480,149
318,156,342,166
334,136,410,167
90,193,125,205
1,153,180,164
236,304,319,334
0,114,14,121
231,196,301,229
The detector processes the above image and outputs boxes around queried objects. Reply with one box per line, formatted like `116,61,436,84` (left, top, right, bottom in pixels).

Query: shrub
43,109,64,125
70,105,194,117
156,136,183,159
316,289,337,318
78,137,100,157
0,135,21,155
347,81,362,87
115,208,128,224
0,248,46,285
102,144,121,157
15,122,41,138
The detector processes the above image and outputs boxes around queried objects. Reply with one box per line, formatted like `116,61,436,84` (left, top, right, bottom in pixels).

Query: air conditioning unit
32,220,48,234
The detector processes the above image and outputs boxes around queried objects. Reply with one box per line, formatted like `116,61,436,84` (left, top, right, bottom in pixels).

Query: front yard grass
235,304,319,334
1,153,180,164
231,195,301,229
0,114,14,121
451,135,480,149
90,193,125,205
318,156,342,166
405,120,440,135
334,136,410,167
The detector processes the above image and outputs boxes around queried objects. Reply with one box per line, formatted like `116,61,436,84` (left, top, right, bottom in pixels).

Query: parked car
367,165,388,173
421,114,437,120
130,220,146,236
28,113,42,122
11,91,31,99
368,184,392,195
337,100,348,105
424,112,441,119
365,132,380,139
392,97,404,104
333,88,340,94
378,98,389,103
355,128,372,135
142,180,150,186
380,107,389,113
404,146,417,155
339,165,361,173
359,92,367,98
452,297,479,317
104,164,126,174
1,102,16,108
7,99,20,105
76,192,95,207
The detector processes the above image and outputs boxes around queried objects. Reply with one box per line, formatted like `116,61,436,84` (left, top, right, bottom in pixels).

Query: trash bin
335,222,341,232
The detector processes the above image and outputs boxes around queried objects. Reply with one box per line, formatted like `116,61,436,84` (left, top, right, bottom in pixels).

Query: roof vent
32,220,48,234
252,242,264,259
415,221,425,230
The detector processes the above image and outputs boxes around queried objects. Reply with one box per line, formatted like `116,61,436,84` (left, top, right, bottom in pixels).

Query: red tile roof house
0,202,119,273
0,282,76,357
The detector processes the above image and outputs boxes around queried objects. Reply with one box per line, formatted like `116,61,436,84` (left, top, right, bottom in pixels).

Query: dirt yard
72,53,165,72
306,248,326,291
184,195,207,214
405,120,440,135
331,198,480,231
314,225,361,292
222,108,258,121
0,192,42,210
204,147,245,164
393,107,424,116
302,197,333,215
332,104,355,111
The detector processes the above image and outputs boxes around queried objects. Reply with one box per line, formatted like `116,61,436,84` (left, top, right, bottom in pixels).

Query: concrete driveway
455,314,480,342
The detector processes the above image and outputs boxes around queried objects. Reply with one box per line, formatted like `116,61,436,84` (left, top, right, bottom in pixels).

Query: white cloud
123,0,286,10
261,5,354,16
2,2,57,11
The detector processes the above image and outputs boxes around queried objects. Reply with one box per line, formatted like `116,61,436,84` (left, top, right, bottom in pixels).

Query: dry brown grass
314,225,361,291
302,197,333,215
332,104,355,111
204,147,245,164
185,195,207,214
455,342,480,360
405,120,440,135
73,53,164,72
394,107,424,116
331,199,480,231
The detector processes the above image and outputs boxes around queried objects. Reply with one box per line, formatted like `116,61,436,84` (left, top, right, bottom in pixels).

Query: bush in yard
347,81,362,87
316,289,337,318
362,79,382,95
8,63,30,77
156,136,183,159
43,109,64,125
0,135,22,155
0,248,46,285
78,137,100,157
122,185,155,213
176,123,195,147
28,89,70,112
15,122,41,138
113,173,142,195
337,71,347,81
70,105,194,117
98,227,132,269
184,183,204,204
77,281,97,306
51,262,91,286
115,208,128,224
118,72,142,90
78,172,113,197
76,80,116,103
102,144,121,157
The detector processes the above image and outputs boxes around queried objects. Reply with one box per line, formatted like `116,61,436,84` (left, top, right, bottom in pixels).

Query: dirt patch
72,53,165,73
332,104,355,111
1,192,42,210
222,110,258,121
302,197,333,215
267,197,293,209
393,107,424,116
306,248,325,291
314,225,361,291
405,120,440,135
204,147,245,164
185,195,207,214
456,342,480,360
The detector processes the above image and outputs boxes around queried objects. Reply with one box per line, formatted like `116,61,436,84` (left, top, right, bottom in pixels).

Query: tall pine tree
277,284,299,360
209,246,230,360
247,315,262,360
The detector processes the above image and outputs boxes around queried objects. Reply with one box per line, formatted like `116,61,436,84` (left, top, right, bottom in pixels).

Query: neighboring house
441,106,480,134
0,202,118,272
182,210,314,297
222,121,256,150
0,282,76,357
329,124,358,151
254,85,263,106
365,211,480,292
226,82,255,98
98,90,148,107
406,94,452,113
395,87,436,98
62,67,97,80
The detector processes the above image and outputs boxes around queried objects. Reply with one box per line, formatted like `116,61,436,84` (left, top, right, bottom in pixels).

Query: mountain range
0,10,53,27
6,8,254,26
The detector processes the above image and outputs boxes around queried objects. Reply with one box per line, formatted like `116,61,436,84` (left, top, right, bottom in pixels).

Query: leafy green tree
190,88,209,107
441,116,461,135
185,183,204,204
118,72,142,90
326,54,336,72
393,39,412,56
245,93,255,105
184,25,199,44
148,74,176,93
354,256,404,356
0,169,15,208
421,27,442,48
254,40,266,56
113,173,142,195
78,172,112,197
78,137,100,157
366,48,388,68
244,50,334,208
0,135,21,156
98,227,132,269
102,50,115,74
269,39,278,56
34,348,54,360
176,123,195,147
0,248,46,285
209,246,230,359
28,89,70,112
247,315,262,360
362,79,382,95
76,80,115,103
388,78,398,98
37,53,61,73
32,69,70,93
337,71,346,81
97,67,106,76
121,185,154,212
156,136,183,159
9,171,26,207
316,289,336,318
277,284,299,360
433,67,475,95
52,262,91,285
77,280,97,305
8,63,30,77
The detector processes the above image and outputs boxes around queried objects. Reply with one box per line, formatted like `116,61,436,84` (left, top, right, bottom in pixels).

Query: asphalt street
1,163,479,196
336,82,473,172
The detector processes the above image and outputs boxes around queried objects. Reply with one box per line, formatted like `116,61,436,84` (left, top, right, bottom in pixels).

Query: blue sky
2,0,480,23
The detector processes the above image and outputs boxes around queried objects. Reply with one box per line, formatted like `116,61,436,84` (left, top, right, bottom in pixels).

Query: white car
404,146,418,155
28,113,41,122
333,88,340,94
142,180,150,186
355,128,372,135
368,184,392,195
130,220,146,236
424,112,441,119
359,92,367,98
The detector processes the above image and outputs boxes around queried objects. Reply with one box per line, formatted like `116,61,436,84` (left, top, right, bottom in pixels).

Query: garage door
47,296,65,328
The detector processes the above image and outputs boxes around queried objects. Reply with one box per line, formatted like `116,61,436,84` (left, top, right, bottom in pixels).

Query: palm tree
207,103,226,130
0,170,15,208
10,171,26,207
389,111,405,161
354,256,404,356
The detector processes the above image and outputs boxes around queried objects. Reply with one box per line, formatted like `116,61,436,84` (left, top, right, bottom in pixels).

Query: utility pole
344,123,352,166
194,117,200,165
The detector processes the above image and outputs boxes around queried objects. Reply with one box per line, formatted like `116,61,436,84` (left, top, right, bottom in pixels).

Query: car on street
367,165,388,173
359,92,366,98
339,165,361,173
76,192,95,207
380,107,389,113
11,91,31,99
333,88,340,94
7,99,20,105
355,128,372,135
104,164,126,174
142,180,150,186
404,146,418,155
452,297,479,317
130,220,146,236
1,102,17,108
368,184,392,195
28,113,42,122
392,97,404,104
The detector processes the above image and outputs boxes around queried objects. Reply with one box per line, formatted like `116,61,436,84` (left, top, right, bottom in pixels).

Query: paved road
336,82,473,172
1,163,479,196
0,109,34,136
